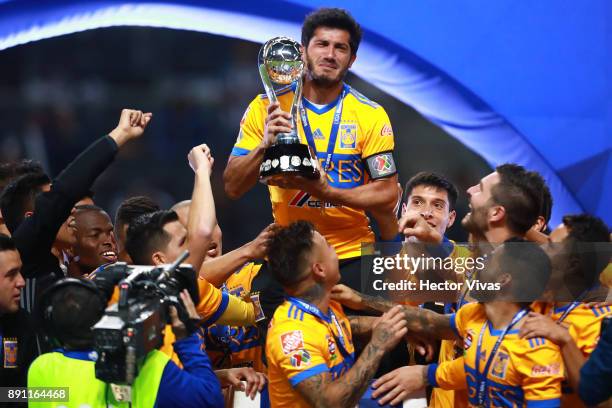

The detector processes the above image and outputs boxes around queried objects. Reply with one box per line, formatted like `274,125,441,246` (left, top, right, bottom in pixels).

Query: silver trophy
258,37,319,184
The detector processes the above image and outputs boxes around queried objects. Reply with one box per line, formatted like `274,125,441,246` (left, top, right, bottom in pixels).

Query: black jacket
8,135,118,383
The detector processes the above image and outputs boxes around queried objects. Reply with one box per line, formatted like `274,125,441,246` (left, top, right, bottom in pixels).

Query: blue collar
54,348,98,362
300,83,348,114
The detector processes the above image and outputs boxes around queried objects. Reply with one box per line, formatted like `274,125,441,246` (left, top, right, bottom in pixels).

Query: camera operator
28,278,224,408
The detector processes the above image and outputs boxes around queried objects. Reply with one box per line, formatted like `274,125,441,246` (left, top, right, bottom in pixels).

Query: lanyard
475,308,528,407
299,84,349,172
288,297,354,365
554,301,581,324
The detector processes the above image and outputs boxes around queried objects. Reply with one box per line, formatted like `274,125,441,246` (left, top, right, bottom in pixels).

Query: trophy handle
289,75,303,124
258,64,278,104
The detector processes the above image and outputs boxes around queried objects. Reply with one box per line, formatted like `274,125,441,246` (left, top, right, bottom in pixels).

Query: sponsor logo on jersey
313,128,325,140
531,362,561,377
380,124,393,137
280,330,304,355
288,191,342,208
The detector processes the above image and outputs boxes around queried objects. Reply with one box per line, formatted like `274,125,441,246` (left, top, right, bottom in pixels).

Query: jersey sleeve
430,358,468,390
231,97,266,156
449,302,479,338
577,305,612,356
361,106,395,157
518,341,564,406
270,323,329,388
196,277,229,326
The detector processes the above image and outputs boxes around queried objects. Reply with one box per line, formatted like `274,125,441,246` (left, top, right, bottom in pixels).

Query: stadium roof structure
0,0,610,226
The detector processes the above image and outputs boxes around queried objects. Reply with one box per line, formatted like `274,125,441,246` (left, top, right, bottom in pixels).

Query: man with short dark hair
518,214,611,406
462,163,544,241
265,221,408,408
114,195,160,263
224,7,401,292
67,205,117,277
0,234,35,392
0,159,45,236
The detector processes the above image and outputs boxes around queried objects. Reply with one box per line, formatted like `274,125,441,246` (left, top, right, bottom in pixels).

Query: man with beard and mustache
224,7,400,291
330,163,549,405
370,241,564,408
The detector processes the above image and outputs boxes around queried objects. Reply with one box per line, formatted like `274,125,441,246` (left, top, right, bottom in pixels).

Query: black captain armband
363,151,397,180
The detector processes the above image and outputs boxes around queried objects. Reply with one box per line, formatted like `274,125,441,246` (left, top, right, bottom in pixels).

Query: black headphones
37,277,107,348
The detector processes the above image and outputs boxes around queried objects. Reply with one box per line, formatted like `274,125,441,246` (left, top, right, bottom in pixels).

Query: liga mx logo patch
290,349,311,367
365,152,397,179
339,124,357,149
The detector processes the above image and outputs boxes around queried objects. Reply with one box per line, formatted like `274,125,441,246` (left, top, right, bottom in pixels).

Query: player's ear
312,262,326,282
489,205,505,225
151,251,166,266
348,53,356,68
447,209,457,229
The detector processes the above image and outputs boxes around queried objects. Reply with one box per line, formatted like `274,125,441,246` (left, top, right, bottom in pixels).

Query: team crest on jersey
326,335,338,360
464,330,474,350
3,338,17,368
290,349,311,367
280,330,304,355
491,351,509,379
313,128,325,140
339,124,357,149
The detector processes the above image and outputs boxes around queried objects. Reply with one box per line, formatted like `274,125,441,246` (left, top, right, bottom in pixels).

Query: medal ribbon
475,308,529,406
299,84,349,173
288,296,354,365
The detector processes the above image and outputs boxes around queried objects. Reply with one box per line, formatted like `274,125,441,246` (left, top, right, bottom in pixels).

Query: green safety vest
27,349,169,408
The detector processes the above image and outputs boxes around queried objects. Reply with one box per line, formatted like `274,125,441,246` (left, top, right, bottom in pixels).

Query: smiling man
68,205,117,277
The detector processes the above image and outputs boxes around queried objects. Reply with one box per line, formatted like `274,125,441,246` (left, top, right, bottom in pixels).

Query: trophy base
259,143,320,184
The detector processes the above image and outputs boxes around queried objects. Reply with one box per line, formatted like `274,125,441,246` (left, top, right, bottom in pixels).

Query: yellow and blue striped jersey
431,303,564,407
204,262,264,372
532,301,612,407
266,299,354,408
232,83,395,259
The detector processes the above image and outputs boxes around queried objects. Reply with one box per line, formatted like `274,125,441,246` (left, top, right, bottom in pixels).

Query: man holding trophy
224,8,400,296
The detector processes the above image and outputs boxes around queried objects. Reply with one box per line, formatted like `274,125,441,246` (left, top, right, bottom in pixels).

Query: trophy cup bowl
258,37,320,184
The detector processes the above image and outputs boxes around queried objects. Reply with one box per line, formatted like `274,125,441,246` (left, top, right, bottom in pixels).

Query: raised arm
223,102,290,199
185,144,216,271
199,224,275,286
13,109,151,268
331,284,457,340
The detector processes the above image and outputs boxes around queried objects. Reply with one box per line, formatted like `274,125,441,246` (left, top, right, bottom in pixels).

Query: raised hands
108,109,153,147
188,143,214,174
